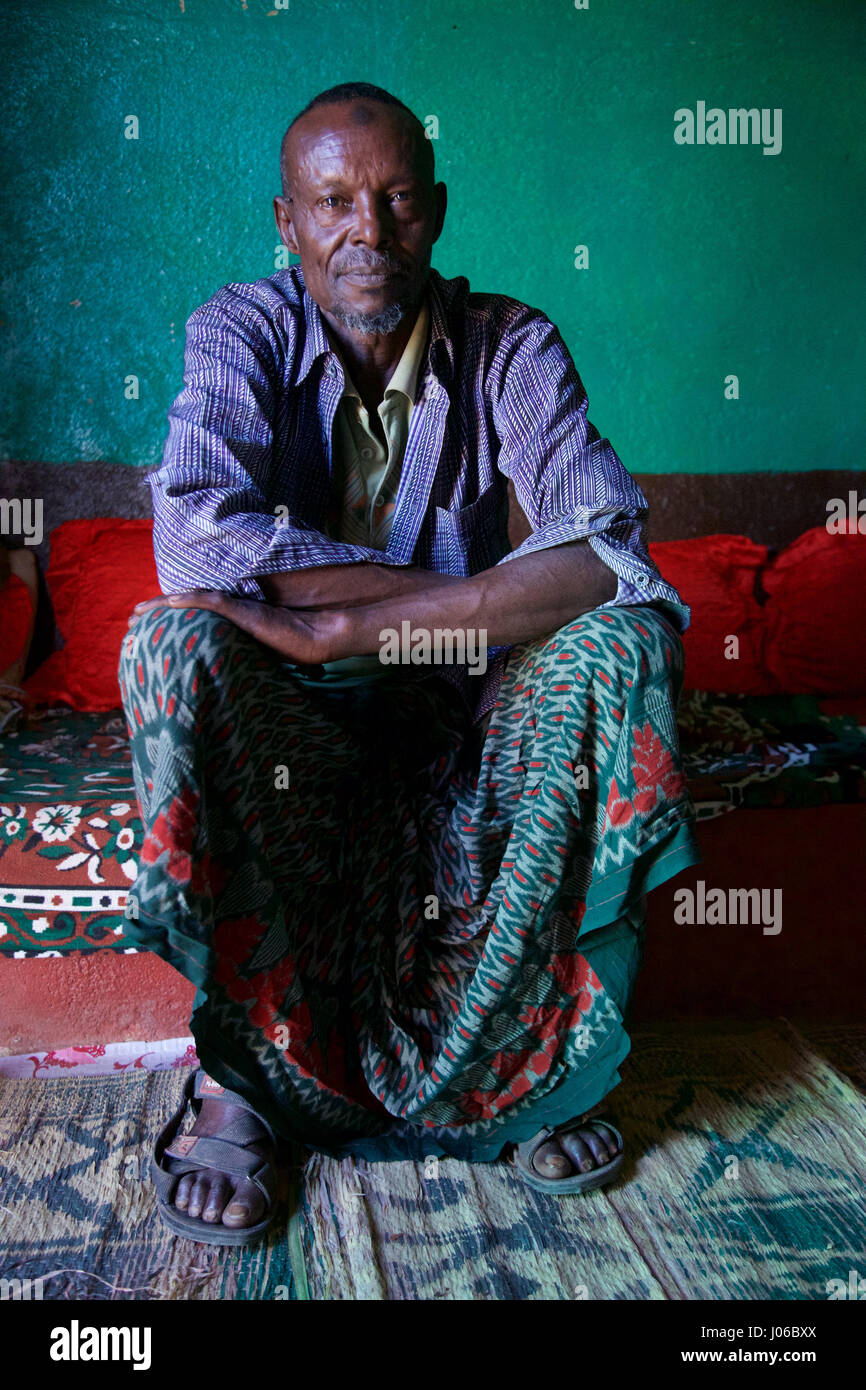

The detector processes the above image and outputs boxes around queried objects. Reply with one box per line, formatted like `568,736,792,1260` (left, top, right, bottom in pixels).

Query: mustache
335,252,409,275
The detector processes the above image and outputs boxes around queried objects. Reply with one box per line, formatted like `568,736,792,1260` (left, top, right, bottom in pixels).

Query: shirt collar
296,285,332,385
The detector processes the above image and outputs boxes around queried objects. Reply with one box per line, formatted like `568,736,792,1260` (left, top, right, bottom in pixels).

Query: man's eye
320,196,345,209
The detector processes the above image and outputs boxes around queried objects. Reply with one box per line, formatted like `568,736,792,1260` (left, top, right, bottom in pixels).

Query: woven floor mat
1,1022,863,1300
297,1020,866,1299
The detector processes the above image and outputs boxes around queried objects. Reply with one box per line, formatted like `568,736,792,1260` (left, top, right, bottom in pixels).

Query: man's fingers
132,591,227,616
127,591,323,662
129,591,279,645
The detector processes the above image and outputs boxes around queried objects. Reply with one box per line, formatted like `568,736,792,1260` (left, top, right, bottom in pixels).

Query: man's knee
118,602,261,702
121,602,248,661
520,604,684,707
558,606,681,686
564,605,683,684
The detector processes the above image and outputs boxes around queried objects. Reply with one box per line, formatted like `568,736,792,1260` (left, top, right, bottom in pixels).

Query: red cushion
0,572,35,674
24,519,158,711
24,519,865,708
761,526,866,695
649,534,771,693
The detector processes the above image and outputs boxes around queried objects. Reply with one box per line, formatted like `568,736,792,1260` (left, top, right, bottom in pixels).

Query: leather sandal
512,1112,624,1195
151,1068,279,1246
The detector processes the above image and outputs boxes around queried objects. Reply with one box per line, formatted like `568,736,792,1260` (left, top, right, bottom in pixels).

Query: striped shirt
149,264,689,721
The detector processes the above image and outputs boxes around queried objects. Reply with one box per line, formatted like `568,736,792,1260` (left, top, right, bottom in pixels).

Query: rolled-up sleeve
149,291,410,600
490,315,690,632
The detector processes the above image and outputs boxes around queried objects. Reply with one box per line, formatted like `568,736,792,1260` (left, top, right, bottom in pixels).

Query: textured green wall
1,0,863,474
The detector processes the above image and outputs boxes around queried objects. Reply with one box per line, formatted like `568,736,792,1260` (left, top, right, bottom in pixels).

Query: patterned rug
0,1022,862,1300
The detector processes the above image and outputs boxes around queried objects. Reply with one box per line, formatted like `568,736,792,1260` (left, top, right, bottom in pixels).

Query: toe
187,1175,211,1220
531,1138,576,1180
174,1173,194,1210
557,1130,596,1173
593,1122,621,1154
202,1174,232,1224
578,1125,612,1167
222,1179,265,1229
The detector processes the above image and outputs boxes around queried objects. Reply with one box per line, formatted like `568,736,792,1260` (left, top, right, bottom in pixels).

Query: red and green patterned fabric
2,680,864,962
111,601,700,1161
677,690,866,818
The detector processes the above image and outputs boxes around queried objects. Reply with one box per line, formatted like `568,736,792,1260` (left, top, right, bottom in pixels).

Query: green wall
1,0,863,474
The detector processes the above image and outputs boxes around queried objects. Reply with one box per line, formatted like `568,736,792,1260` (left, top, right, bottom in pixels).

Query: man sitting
123,82,700,1244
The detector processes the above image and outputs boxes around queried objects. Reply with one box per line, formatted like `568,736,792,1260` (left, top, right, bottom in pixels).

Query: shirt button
374,495,385,507
360,447,373,460
637,574,649,587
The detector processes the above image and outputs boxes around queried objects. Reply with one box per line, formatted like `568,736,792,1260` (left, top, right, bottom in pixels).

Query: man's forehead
288,104,420,184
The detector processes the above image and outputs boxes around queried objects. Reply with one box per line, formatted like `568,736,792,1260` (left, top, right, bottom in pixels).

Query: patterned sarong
118,603,700,1162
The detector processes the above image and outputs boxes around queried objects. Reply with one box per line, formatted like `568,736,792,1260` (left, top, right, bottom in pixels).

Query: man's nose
350,194,395,247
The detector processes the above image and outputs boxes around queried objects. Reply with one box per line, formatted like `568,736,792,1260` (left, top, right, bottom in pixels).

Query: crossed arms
134,543,618,666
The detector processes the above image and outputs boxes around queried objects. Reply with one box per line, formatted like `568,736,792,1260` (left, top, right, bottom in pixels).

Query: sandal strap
182,1105,267,1148
164,1135,265,1179
514,1124,555,1166
153,1068,197,1169
163,1136,276,1201
151,1149,275,1209
191,1070,277,1145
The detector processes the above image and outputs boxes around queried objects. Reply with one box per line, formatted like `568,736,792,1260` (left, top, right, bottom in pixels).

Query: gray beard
329,299,407,336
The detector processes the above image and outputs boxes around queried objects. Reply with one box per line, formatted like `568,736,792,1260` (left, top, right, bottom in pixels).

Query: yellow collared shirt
311,299,430,684
325,298,430,551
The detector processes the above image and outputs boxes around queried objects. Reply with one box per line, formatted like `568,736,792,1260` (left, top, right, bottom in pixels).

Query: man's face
274,103,446,334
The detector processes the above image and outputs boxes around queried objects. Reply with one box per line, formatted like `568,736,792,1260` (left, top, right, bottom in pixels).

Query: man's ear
273,195,300,256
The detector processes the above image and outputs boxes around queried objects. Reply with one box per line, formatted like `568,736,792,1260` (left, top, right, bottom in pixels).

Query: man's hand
131,591,344,666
